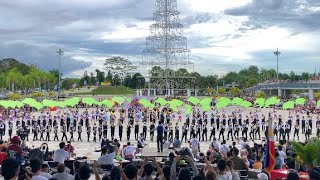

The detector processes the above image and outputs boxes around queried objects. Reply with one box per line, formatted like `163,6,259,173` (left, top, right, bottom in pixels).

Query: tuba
111,109,116,114
168,108,173,114
153,107,159,113
119,108,125,114
143,108,149,114
162,107,167,114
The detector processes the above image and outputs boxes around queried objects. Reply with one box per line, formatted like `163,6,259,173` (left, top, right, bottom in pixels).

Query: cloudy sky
1,0,320,77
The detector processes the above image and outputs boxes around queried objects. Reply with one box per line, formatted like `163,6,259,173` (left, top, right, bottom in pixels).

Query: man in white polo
54,142,70,164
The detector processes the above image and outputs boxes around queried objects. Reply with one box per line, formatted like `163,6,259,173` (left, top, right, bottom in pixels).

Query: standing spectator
52,163,74,180
29,159,47,180
54,142,70,163
217,159,232,180
228,148,248,172
1,157,19,180
40,164,52,179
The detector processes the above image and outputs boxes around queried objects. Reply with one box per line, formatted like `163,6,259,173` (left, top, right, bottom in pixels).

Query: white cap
257,173,269,180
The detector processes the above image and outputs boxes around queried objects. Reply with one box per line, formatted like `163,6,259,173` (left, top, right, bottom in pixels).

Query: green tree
229,87,241,97
95,69,105,83
255,91,266,98
106,70,113,83
112,74,121,86
104,56,137,80
6,68,22,92
218,87,226,94
131,73,145,89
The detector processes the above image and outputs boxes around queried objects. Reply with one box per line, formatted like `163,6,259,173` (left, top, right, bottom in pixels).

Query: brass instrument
153,107,159,113
119,108,125,114
143,108,148,114
162,107,167,114
128,108,134,114
168,108,173,114
111,109,116,114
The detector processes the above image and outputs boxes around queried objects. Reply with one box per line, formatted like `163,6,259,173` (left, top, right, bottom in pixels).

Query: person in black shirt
77,124,82,142
87,125,91,142
110,121,115,140
53,125,59,141
61,124,68,141
181,124,188,142
126,123,131,141
69,125,74,142
151,121,167,152
150,122,155,141
93,124,97,142
98,125,102,141
202,123,208,141
134,121,139,140
143,122,147,139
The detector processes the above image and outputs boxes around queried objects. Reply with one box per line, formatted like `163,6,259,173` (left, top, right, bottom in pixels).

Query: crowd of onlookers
1,134,320,180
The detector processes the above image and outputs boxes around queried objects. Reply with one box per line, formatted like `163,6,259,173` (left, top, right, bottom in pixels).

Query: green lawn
75,86,135,95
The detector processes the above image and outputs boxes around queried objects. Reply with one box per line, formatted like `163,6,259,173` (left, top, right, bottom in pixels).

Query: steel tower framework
141,0,194,96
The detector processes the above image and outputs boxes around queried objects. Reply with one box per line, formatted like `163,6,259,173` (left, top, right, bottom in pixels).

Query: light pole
274,48,281,80
56,49,63,98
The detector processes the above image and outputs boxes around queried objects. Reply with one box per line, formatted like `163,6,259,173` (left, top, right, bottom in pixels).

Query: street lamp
56,49,63,98
274,48,281,80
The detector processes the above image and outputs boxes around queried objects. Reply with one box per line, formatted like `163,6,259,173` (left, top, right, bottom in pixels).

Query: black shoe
157,150,160,152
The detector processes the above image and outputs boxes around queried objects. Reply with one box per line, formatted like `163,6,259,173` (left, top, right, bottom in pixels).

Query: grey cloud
225,0,320,33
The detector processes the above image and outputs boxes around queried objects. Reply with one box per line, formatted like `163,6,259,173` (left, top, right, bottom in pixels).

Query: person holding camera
138,133,147,152
97,141,118,166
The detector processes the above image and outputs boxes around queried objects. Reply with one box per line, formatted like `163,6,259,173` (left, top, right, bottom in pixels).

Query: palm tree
6,68,22,92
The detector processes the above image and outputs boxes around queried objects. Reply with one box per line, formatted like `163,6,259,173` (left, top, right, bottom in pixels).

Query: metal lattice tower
141,0,194,96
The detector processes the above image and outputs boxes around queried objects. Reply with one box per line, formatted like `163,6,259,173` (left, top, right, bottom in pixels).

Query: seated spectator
73,161,81,180
275,151,281,170
97,143,117,166
109,167,121,180
8,136,23,165
253,156,263,170
173,137,182,148
219,140,229,158
1,157,19,180
138,157,163,180
78,162,101,180
217,159,232,180
164,152,175,167
228,148,248,172
124,164,138,180
52,163,74,180
137,133,146,149
122,142,136,161
287,172,299,180
226,160,240,180
40,164,52,180
29,159,47,180
53,142,69,163
161,166,171,180
171,155,198,180
64,141,75,157
0,147,7,165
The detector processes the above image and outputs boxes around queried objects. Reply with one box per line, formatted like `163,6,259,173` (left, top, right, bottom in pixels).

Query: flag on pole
264,116,276,175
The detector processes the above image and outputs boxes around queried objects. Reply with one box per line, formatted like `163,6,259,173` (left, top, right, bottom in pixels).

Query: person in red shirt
64,141,75,157
0,147,7,165
7,136,23,165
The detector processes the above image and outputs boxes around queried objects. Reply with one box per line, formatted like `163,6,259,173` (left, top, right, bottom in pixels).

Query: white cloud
182,0,252,13
101,21,151,42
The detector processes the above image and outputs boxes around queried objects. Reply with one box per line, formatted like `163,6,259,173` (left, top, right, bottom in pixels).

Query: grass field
75,86,135,95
